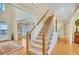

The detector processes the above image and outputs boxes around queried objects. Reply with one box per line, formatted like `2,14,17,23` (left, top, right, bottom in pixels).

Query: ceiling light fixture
60,8,64,11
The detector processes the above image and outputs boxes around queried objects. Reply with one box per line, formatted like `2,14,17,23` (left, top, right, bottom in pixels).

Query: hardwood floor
1,38,79,55
12,38,79,55
51,38,79,55
10,47,26,55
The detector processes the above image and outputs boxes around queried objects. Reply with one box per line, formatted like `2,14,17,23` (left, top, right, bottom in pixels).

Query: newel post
42,32,46,55
17,33,21,47
26,32,29,54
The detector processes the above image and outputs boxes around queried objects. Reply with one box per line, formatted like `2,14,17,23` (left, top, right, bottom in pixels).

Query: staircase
28,16,53,55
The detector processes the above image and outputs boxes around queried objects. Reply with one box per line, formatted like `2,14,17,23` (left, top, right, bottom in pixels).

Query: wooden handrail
42,32,46,55
37,9,49,25
26,32,29,54
30,26,36,33
30,9,49,33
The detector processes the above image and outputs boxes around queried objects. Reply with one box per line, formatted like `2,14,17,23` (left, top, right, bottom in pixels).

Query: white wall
68,8,79,44
0,34,11,41
57,20,66,38
0,4,18,40
11,4,53,41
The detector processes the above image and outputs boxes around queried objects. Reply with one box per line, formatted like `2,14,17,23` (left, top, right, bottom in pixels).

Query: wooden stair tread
29,46,48,55
29,16,53,55
36,36,49,39
32,39,50,44
29,47,42,55
31,42,48,49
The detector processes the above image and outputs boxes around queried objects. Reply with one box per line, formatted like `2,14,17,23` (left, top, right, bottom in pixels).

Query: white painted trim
48,32,58,54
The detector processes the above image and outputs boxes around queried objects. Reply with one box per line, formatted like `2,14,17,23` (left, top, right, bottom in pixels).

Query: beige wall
12,4,53,40
0,4,18,40
13,4,53,25
31,9,53,40
0,4,53,41
57,20,66,38
57,8,79,44
71,8,79,42
66,8,79,44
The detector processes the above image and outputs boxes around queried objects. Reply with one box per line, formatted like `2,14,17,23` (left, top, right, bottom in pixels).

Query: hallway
0,3,79,55
51,38,79,55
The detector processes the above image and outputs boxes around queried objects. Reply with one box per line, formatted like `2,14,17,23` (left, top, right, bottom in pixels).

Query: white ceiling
12,3,79,22
48,3,79,20
12,4,36,24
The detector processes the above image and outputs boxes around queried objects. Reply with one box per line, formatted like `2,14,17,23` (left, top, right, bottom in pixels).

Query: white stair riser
31,44,48,50
31,40,51,46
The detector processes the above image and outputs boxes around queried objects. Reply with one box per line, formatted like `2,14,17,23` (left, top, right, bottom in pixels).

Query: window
0,3,5,12
0,20,8,34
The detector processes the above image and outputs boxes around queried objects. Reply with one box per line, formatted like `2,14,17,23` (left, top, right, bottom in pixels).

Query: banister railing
19,9,50,55
36,9,49,25
26,32,30,55
18,9,49,41
30,9,49,33
20,9,50,40
30,26,36,33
